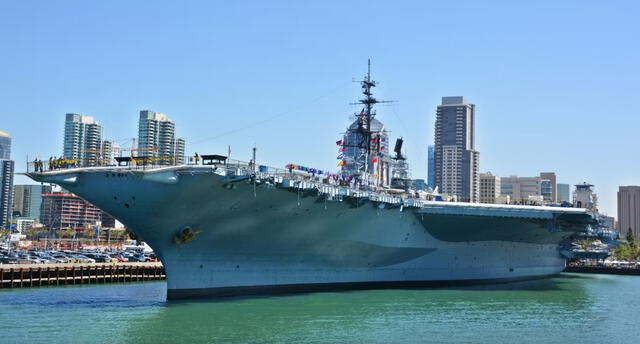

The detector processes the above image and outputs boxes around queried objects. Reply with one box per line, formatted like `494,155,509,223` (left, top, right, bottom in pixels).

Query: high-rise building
0,131,14,228
557,183,570,202
41,192,103,230
540,172,557,202
100,140,120,166
63,113,103,167
434,96,479,202
138,110,185,166
175,138,186,165
0,131,10,160
12,185,52,220
479,173,501,204
618,186,640,239
427,145,435,189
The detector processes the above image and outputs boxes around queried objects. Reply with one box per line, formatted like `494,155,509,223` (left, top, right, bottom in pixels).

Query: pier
564,265,640,276
0,262,165,288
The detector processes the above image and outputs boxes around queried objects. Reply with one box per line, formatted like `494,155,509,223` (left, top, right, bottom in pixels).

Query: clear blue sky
1,0,638,216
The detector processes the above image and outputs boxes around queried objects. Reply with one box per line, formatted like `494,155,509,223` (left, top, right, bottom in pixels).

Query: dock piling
0,263,165,289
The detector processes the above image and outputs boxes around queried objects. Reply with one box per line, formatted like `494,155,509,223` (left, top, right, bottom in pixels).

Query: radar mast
341,60,392,180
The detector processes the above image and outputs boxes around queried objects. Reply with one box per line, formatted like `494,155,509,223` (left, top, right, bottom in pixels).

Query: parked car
93,254,117,263
0,256,18,264
109,253,129,262
20,257,43,264
70,254,96,263
83,252,100,260
46,256,66,263
36,255,63,263
129,254,151,262
51,253,72,263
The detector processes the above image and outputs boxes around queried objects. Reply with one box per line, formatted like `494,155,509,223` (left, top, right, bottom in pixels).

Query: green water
1,274,639,343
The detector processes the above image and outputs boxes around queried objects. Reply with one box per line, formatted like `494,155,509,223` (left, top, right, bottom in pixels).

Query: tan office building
479,173,501,204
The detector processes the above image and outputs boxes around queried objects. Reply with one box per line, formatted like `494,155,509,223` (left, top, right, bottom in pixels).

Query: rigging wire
189,81,352,145
387,102,427,178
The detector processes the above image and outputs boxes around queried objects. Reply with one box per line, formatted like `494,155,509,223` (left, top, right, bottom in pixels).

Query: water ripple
1,275,639,344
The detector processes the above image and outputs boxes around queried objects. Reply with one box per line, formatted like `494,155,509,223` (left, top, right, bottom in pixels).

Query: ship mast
361,59,375,157
350,59,391,177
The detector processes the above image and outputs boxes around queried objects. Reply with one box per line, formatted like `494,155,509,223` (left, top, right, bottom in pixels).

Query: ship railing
255,169,421,207
30,155,433,207
28,155,195,173
219,162,427,207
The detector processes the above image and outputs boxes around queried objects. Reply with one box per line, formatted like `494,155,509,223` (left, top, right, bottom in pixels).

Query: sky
1,0,638,216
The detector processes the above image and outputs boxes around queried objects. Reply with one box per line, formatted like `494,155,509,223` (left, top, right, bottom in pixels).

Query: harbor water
1,274,639,344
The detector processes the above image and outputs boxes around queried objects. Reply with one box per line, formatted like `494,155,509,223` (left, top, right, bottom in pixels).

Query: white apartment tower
175,138,186,165
138,110,185,165
101,140,120,166
63,113,103,167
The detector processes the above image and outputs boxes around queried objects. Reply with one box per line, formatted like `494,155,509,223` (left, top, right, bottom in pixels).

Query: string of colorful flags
282,164,362,183
286,137,388,176
285,163,330,175
336,139,345,166
335,137,385,167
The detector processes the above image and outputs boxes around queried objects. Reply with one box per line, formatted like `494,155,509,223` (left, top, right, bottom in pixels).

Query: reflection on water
1,274,639,344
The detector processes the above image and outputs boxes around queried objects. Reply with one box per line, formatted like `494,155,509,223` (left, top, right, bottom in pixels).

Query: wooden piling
0,262,164,289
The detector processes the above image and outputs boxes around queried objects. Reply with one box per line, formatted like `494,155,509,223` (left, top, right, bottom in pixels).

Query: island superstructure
27,64,596,299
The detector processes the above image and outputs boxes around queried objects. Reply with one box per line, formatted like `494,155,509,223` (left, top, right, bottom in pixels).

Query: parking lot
0,248,157,265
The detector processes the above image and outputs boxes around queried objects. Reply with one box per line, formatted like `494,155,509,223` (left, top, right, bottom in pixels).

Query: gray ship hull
29,166,594,299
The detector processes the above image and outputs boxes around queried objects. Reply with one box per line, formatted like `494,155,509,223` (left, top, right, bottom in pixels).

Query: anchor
174,227,202,247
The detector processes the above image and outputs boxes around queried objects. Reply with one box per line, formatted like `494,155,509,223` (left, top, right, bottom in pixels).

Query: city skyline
0,86,625,217
2,1,639,216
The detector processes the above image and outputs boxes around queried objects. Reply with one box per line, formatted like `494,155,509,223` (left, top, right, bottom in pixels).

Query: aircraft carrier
27,64,596,299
